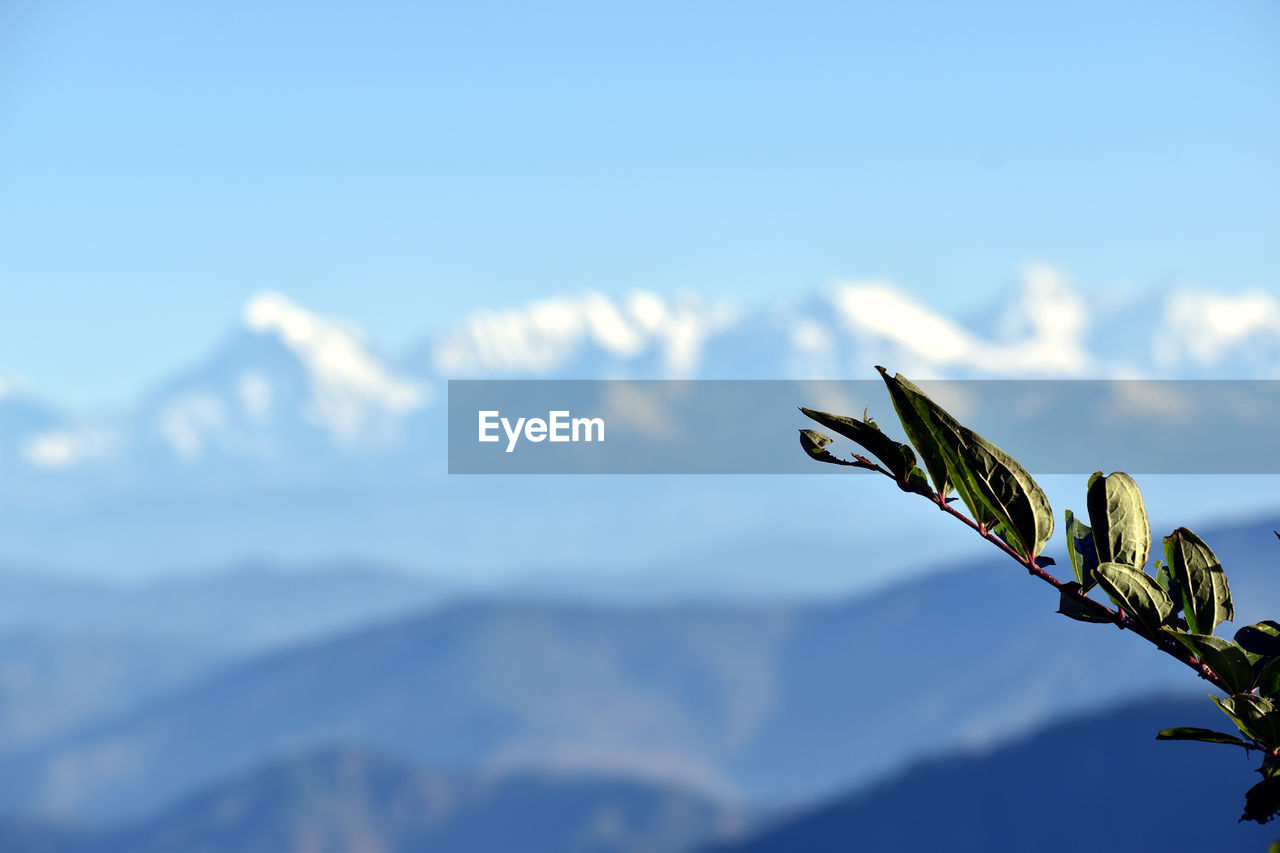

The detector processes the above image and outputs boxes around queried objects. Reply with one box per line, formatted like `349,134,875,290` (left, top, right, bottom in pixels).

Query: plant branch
857,463,1231,694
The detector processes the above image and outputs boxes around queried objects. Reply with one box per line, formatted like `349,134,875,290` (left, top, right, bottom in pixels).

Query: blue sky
2,0,1277,407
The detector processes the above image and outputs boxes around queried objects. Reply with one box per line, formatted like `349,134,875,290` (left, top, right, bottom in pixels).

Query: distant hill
709,694,1279,853
0,601,786,819
3,516,1277,823
0,562,452,655
0,746,743,853
0,629,216,754
0,563,455,757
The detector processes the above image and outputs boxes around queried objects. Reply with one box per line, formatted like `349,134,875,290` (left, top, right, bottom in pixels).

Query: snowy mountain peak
7,271,1280,477
20,425,115,470
241,292,427,444
1156,288,1280,374
428,290,742,377
824,265,1092,378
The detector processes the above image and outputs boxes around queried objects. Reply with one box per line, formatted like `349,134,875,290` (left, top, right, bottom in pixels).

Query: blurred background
1,1,1278,850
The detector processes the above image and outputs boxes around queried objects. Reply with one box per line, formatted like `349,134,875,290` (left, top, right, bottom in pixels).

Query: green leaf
876,369,1053,557
1259,658,1280,701
953,424,1055,558
1237,621,1280,657
896,467,934,498
1213,694,1280,750
1155,727,1253,749
799,407,910,472
1163,527,1234,635
1065,510,1100,591
1154,561,1188,629
1162,630,1255,695
1086,471,1151,570
799,428,832,454
1056,581,1110,623
1242,776,1280,824
876,367,955,501
1094,561,1174,632
798,407,933,497
799,429,857,466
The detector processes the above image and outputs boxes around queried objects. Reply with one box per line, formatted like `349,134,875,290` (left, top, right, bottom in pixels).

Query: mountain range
0,747,744,853
711,694,1279,853
9,271,1280,474
0,563,454,757
0,561,450,655
2,515,1276,825
2,689,1275,852
2,270,1278,579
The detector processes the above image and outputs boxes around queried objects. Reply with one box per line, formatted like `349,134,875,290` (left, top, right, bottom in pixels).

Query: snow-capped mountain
413,289,743,379
132,292,430,470
8,267,1280,477
408,264,1102,383
0,267,1276,578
